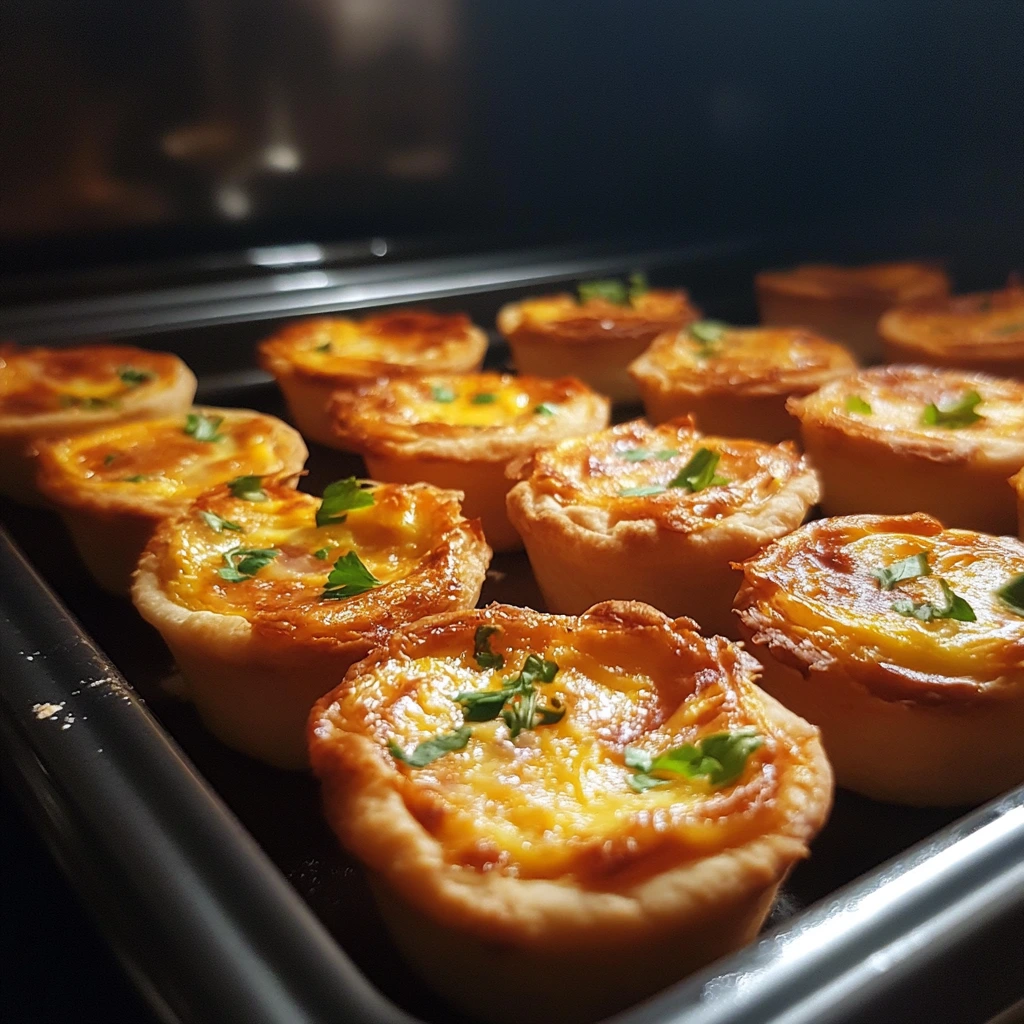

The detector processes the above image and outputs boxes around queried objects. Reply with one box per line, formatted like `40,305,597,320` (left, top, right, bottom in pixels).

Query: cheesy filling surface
0,345,181,416
759,262,948,301
335,620,792,878
883,288,1024,349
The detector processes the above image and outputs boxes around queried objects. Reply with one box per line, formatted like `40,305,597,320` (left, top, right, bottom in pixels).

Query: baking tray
2,242,1023,1024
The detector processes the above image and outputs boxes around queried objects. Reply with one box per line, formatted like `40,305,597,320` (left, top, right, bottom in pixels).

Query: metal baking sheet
2,244,1022,1024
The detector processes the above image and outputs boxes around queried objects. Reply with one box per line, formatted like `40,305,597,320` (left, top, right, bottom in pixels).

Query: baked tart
788,366,1024,535
0,343,196,504
35,408,307,595
258,310,488,446
329,372,610,551
133,477,490,769
755,261,950,362
309,601,833,1024
734,514,1024,806
1013,469,1024,540
496,275,700,403
879,285,1024,378
505,419,820,637
629,321,856,442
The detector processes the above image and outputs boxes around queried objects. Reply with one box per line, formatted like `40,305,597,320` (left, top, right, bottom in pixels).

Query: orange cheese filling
323,608,804,880
0,344,184,416
880,286,1024,353
756,262,950,302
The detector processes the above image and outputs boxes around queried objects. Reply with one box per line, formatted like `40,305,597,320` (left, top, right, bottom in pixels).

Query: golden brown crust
879,286,1024,377
309,599,832,938
755,262,950,303
1014,469,1024,540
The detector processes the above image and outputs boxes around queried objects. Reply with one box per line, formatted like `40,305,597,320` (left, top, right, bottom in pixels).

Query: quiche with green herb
734,513,1024,806
132,477,489,769
309,601,832,1024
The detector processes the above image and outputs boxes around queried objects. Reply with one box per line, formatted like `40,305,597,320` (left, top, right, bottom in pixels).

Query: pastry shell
497,288,699,403
505,418,820,637
879,285,1024,378
35,407,308,595
734,514,1024,806
1014,469,1024,540
309,600,832,1024
257,310,487,446
629,323,856,442
755,262,950,362
0,344,197,505
133,478,490,769
788,365,1024,536
329,372,610,551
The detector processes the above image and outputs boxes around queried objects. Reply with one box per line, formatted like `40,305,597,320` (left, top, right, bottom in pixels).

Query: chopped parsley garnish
577,271,647,306
218,546,279,583
184,412,225,443
995,573,1024,616
121,474,149,483
60,395,117,410
227,475,267,502
389,726,472,767
534,403,558,416
668,447,729,492
688,320,729,350
471,392,497,405
993,322,1023,335
625,728,763,792
620,484,669,497
313,547,331,560
892,579,976,622
454,652,561,737
871,551,931,591
846,395,873,414
103,453,118,466
320,551,380,601
315,477,374,527
620,448,678,462
198,510,243,533
472,625,505,669
117,366,154,387
431,384,457,403
921,390,984,429
314,341,332,353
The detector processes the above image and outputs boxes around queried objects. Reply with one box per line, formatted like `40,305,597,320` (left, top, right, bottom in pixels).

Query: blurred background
1,0,1021,279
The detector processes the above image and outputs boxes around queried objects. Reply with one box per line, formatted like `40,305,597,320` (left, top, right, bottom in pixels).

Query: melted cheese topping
0,344,183,416
324,607,803,879
520,419,810,533
499,290,699,344
739,515,1024,700
156,480,470,629
880,287,1024,353
756,262,949,301
633,326,856,393
259,311,485,380
37,409,294,504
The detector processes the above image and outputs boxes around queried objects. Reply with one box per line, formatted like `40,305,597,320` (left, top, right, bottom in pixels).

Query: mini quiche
309,601,833,1024
257,310,488,446
505,419,820,638
755,261,950,362
35,408,307,595
329,372,610,552
734,514,1024,806
629,320,856,442
788,366,1024,536
879,285,1024,378
496,275,700,403
133,477,490,769
0,343,196,504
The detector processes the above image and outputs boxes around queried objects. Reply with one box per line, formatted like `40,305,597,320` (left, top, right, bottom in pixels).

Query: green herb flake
316,477,375,528
995,573,1024,616
313,547,331,561
121,474,149,483
472,625,505,669
60,395,118,410
103,453,118,466
619,485,668,497
921,390,984,429
454,652,561,735
117,366,154,387
321,550,381,601
431,384,457,403
184,412,225,443
625,728,763,793
871,550,931,591
688,320,730,349
227,475,267,502
199,510,243,534
388,726,472,768
627,271,650,301
534,402,558,416
846,395,873,414
217,546,279,583
620,448,678,463
577,278,629,305
892,579,977,622
668,447,729,492
314,341,332,353
470,392,497,405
